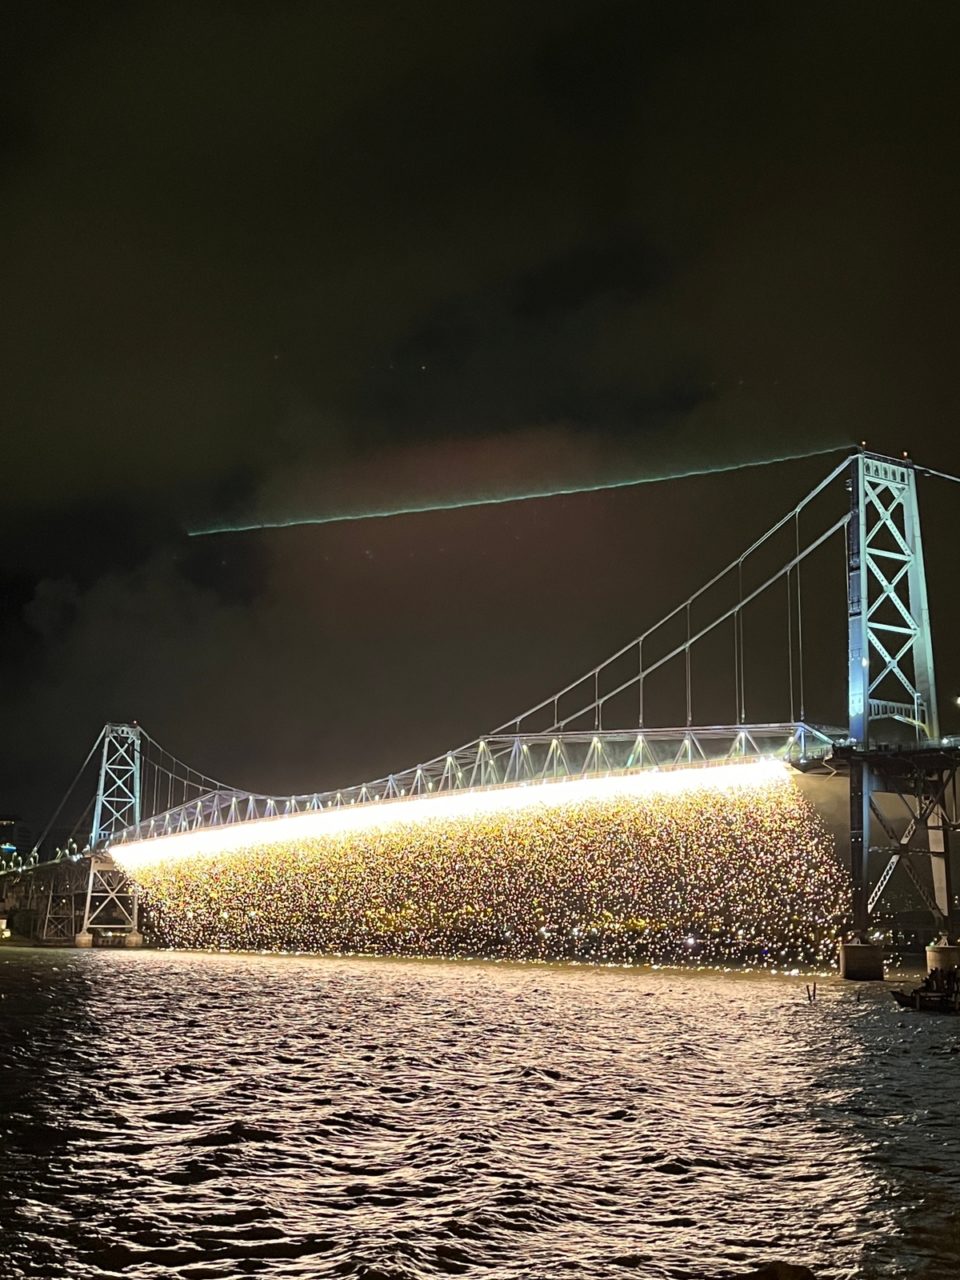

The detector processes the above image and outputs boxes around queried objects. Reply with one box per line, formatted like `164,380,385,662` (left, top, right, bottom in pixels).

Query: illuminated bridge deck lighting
109,758,848,965
113,758,788,873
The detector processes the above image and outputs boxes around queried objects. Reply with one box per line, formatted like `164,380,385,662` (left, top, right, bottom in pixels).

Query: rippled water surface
1,950,958,1280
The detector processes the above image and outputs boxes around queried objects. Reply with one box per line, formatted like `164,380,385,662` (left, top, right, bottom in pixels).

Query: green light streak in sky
189,443,849,536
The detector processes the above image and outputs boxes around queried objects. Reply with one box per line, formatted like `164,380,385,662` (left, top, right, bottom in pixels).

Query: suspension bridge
2,449,959,976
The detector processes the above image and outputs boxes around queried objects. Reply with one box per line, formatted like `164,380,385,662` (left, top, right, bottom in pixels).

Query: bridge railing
109,721,841,845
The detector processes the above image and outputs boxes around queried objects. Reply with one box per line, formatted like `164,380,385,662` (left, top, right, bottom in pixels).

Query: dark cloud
2,0,959,829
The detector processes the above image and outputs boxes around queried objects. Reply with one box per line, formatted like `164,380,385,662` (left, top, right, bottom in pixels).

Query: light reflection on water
1,950,958,1280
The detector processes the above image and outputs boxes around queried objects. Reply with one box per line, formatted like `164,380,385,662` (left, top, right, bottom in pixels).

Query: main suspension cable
30,727,105,858
490,454,851,735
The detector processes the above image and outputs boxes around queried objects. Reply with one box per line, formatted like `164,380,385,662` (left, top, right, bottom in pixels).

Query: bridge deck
110,721,841,846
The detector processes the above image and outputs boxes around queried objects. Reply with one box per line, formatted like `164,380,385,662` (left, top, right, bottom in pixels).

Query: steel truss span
110,722,838,845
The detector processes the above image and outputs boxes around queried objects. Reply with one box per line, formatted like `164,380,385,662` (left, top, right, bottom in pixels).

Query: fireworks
115,763,850,965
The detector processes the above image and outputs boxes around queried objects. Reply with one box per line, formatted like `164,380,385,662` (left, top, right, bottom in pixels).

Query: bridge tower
842,452,957,976
90,722,142,846
76,723,143,948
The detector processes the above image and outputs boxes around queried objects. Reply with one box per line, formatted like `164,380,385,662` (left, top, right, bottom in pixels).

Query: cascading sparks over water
112,761,851,965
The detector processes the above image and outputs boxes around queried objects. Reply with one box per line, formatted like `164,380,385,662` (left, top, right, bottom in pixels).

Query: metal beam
110,721,841,845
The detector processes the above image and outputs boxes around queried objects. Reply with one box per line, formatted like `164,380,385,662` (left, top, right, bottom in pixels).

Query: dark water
1,951,958,1280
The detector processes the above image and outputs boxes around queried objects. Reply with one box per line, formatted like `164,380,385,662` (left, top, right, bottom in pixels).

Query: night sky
3,2,960,834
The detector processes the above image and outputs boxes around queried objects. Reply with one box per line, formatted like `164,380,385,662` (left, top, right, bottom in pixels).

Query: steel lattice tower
846,452,952,936
847,452,938,746
90,723,142,849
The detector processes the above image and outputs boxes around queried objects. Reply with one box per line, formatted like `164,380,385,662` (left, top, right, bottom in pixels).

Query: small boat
891,987,960,1014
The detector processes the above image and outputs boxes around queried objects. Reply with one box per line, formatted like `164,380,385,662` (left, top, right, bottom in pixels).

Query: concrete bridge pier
838,940,884,981
926,942,960,974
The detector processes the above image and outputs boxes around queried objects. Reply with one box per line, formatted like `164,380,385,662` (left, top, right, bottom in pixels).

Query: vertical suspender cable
795,511,805,720
485,454,849,740
685,601,692,726
638,637,643,728
594,670,600,731
738,560,746,722
786,567,795,722
737,593,742,727
29,728,105,858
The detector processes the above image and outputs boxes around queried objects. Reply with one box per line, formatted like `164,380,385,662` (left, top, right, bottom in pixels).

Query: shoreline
0,936,928,981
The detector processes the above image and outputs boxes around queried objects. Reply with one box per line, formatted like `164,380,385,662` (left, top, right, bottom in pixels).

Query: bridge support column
848,757,870,936
926,943,960,974
76,856,140,947
839,940,884,981
928,804,955,938
842,452,947,977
